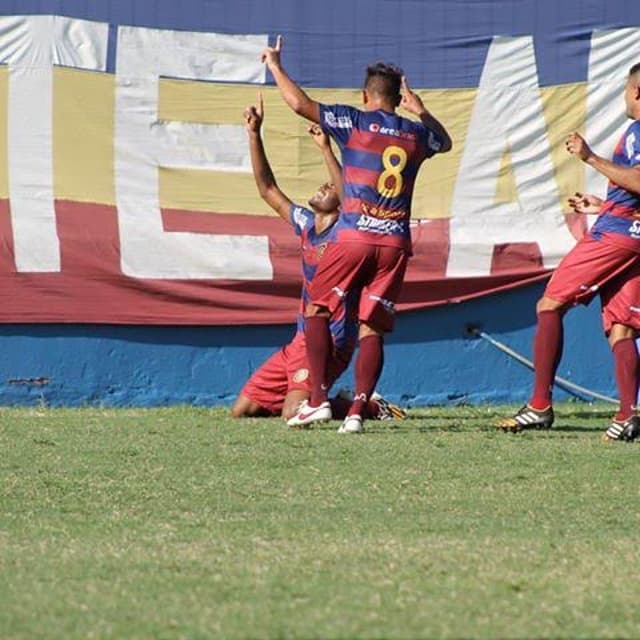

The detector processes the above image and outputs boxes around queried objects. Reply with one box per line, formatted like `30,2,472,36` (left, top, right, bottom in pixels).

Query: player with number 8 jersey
261,35,452,431
319,103,443,251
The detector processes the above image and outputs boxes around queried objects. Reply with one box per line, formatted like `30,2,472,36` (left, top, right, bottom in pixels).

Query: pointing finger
257,91,263,118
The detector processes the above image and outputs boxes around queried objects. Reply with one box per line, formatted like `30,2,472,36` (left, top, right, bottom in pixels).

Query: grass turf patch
1,403,639,639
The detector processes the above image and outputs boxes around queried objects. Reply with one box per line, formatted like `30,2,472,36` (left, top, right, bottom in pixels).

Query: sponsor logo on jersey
368,122,417,141
626,132,637,160
361,202,406,220
292,206,309,230
427,130,442,152
356,213,404,234
324,112,352,129
629,219,640,238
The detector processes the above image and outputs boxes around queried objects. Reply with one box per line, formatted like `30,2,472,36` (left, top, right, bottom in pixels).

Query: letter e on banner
115,26,272,279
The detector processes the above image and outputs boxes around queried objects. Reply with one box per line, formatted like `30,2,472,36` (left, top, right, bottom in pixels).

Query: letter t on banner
0,15,108,272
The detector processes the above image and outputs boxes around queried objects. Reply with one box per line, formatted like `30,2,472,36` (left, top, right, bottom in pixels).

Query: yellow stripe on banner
0,67,8,199
48,69,587,219
540,82,587,206
54,66,115,206
158,80,473,219
495,144,518,205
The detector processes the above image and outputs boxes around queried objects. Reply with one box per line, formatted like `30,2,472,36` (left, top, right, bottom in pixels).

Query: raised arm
400,76,452,153
566,132,640,195
308,124,343,200
244,93,293,222
261,35,320,124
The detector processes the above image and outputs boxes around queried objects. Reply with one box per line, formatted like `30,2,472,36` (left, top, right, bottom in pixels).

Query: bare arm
244,94,293,222
308,124,343,200
566,132,640,195
400,76,452,153
261,35,320,124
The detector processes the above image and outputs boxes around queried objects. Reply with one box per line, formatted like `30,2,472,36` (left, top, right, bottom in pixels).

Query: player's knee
536,296,564,314
359,322,384,339
231,395,254,418
230,404,246,418
305,302,330,318
608,323,637,348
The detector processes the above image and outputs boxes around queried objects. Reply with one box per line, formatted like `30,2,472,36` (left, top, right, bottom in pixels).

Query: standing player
232,95,406,423
498,63,640,442
261,35,451,432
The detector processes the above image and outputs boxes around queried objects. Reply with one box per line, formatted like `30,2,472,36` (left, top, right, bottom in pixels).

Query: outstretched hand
399,75,426,116
261,34,282,70
308,123,330,149
565,132,593,163
566,192,602,215
244,92,264,133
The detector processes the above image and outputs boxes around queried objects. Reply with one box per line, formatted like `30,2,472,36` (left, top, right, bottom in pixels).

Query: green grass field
1,403,639,639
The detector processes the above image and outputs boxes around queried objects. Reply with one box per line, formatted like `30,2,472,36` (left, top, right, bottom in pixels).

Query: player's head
624,62,640,119
363,62,403,110
308,182,339,214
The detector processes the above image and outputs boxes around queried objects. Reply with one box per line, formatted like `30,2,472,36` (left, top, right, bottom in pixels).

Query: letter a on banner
447,36,574,277
115,26,272,279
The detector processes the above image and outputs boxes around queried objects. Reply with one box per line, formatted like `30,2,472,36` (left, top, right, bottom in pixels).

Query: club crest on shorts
293,368,310,383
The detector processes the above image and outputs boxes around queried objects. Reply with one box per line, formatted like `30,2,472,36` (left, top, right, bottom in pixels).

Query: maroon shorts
545,235,640,333
308,241,409,332
240,331,353,414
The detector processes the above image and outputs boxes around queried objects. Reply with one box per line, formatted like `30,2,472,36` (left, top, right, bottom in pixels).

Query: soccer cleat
497,404,554,432
286,400,332,428
602,415,640,442
337,414,364,434
370,391,407,420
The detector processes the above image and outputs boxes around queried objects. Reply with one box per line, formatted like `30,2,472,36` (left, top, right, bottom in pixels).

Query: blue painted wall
0,1,622,407
0,282,615,408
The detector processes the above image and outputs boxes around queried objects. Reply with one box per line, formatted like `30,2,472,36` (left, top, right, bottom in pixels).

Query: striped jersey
319,103,446,250
290,204,358,351
590,120,640,251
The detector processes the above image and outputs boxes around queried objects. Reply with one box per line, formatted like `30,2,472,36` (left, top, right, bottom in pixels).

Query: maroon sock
305,316,331,405
613,337,639,421
530,309,563,410
350,335,384,416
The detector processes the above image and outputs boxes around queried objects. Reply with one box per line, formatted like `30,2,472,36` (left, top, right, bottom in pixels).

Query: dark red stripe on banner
0,199,552,325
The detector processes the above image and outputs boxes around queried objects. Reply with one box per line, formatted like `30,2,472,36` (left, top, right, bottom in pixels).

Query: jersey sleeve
418,123,447,158
319,103,357,148
289,204,315,237
624,121,640,167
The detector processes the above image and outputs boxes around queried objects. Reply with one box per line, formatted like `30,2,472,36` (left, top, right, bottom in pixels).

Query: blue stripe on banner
0,0,639,86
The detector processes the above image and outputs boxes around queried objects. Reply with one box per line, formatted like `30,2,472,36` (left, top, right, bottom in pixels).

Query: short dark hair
629,62,640,77
364,62,404,104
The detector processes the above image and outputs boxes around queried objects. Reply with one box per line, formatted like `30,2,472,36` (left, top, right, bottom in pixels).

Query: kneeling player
232,96,405,423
